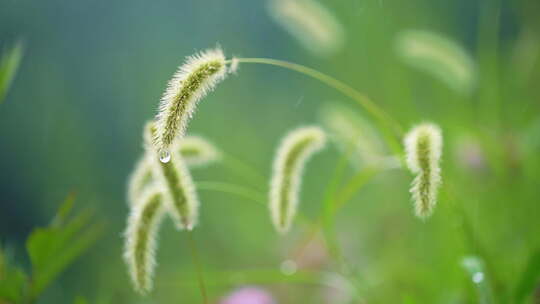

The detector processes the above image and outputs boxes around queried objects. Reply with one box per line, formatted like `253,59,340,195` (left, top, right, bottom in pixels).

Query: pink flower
219,286,276,304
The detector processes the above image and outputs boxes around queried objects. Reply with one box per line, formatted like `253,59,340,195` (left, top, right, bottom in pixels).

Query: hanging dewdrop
144,122,200,230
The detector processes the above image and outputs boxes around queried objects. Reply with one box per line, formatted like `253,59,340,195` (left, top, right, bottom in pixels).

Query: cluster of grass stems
123,47,448,303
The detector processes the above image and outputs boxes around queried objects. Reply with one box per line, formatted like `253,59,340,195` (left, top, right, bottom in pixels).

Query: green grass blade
0,41,24,104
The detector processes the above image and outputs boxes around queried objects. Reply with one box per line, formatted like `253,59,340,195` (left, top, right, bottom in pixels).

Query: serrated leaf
0,41,24,104
26,207,104,298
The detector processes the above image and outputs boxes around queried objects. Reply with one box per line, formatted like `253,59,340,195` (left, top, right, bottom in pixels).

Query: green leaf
0,247,28,303
0,41,24,104
514,249,540,303
51,192,76,227
26,204,104,299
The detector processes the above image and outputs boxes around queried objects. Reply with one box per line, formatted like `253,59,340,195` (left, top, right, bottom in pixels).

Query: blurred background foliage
1,0,539,303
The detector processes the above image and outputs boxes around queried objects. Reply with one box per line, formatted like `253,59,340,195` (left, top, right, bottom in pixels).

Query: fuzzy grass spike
144,122,199,230
270,126,326,233
124,186,165,294
404,123,442,218
127,135,220,207
154,48,229,160
127,154,154,207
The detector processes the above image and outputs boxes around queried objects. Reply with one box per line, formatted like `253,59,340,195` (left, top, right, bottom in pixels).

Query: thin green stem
196,180,313,225
221,152,267,191
325,166,380,227
187,231,208,304
196,181,266,205
321,167,381,276
231,57,404,154
290,147,350,260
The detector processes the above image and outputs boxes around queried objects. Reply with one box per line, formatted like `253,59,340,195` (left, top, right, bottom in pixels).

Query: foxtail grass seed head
124,186,165,294
319,103,400,170
268,0,345,57
127,154,154,207
127,135,221,207
176,135,221,167
395,30,475,94
144,122,200,230
270,126,326,233
404,123,442,219
154,48,231,161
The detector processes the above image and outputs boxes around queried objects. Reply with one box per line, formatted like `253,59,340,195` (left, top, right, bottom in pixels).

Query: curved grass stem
187,231,208,304
196,181,313,225
196,181,266,204
231,57,404,154
221,152,267,191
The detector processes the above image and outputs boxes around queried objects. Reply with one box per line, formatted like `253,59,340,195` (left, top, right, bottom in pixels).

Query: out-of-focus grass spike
127,154,154,207
127,135,220,207
395,30,475,94
177,135,221,168
124,186,165,294
144,122,199,230
319,103,401,170
267,0,345,57
269,126,326,233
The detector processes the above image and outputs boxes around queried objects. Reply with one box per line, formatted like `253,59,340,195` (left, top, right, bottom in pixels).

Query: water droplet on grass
159,150,171,163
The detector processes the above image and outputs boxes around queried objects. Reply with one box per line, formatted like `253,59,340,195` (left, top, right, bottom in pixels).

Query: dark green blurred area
1,0,540,303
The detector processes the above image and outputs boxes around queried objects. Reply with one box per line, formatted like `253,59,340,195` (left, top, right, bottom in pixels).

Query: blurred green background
1,0,539,303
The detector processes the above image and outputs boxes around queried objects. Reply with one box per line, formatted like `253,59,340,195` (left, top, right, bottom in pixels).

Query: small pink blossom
219,286,276,304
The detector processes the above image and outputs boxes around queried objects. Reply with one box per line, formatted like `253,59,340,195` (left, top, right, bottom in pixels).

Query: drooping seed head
395,30,475,94
154,48,228,156
267,0,345,57
270,126,326,233
319,103,400,170
124,186,165,294
175,135,221,168
127,135,221,207
127,154,154,207
404,123,442,219
144,122,200,230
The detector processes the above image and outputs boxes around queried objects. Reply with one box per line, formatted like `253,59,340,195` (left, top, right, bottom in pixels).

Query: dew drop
280,260,297,276
159,150,171,163
472,272,484,284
